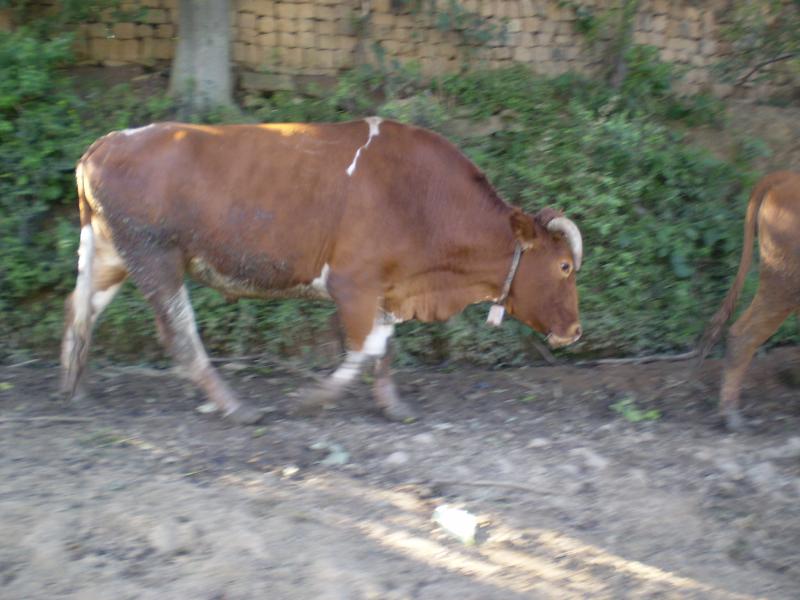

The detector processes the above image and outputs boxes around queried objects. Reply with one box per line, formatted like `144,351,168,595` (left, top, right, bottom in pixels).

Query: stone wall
66,0,789,98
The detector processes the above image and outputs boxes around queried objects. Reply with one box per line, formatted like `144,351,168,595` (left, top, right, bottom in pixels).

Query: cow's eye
560,262,571,274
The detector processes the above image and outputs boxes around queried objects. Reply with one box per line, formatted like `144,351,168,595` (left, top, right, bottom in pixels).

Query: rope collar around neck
486,243,523,326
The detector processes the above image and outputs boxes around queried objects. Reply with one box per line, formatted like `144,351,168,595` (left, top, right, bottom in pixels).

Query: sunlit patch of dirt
0,348,798,598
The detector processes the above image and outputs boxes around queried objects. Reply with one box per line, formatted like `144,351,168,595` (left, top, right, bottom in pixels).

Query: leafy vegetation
0,25,173,356
0,20,795,367
390,0,507,50
716,0,799,88
436,64,758,359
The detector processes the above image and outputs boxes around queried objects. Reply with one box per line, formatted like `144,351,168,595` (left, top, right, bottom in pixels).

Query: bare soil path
1,348,798,599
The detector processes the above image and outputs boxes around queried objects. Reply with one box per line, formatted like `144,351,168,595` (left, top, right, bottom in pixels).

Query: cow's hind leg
60,224,127,398
128,251,262,424
720,284,794,431
156,285,263,424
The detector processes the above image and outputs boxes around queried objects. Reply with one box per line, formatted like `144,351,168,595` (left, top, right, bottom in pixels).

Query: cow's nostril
572,325,582,339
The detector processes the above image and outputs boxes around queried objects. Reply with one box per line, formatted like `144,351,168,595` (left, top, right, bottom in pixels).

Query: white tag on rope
486,304,505,326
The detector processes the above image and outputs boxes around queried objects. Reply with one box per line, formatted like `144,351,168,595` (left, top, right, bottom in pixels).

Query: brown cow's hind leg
720,285,794,431
60,224,127,399
149,285,263,425
125,248,261,425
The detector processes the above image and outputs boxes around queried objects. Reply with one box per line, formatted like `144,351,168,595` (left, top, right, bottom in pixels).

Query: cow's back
81,119,512,303
82,121,384,291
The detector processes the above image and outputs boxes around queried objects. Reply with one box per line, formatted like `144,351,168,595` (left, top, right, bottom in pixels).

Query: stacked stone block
69,0,788,97
77,0,178,65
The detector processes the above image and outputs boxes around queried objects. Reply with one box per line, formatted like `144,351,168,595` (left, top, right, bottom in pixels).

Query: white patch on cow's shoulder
120,123,155,136
346,116,382,176
311,263,330,295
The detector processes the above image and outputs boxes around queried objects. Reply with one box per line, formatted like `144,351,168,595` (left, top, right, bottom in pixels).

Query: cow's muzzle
546,324,582,348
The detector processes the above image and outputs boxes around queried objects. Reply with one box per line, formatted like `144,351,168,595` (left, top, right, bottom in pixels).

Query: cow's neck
389,207,517,322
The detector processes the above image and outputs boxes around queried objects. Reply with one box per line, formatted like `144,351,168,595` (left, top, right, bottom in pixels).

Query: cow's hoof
59,381,88,402
381,399,419,423
723,410,745,433
374,380,417,423
291,386,341,417
224,403,264,425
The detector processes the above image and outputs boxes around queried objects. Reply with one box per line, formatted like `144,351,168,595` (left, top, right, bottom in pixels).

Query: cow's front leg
373,339,417,422
294,351,368,415
294,313,395,415
295,276,410,419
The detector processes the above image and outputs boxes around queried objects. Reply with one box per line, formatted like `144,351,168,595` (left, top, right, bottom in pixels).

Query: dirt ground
3,71,797,599
1,347,798,600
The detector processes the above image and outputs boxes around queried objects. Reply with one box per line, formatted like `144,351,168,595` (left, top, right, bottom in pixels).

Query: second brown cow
697,171,800,430
61,118,583,423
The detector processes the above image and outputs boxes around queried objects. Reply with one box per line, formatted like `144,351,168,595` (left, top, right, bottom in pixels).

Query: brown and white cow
697,171,800,430
61,118,583,424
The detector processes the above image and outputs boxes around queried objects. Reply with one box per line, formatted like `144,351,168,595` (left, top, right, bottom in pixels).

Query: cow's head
505,208,583,348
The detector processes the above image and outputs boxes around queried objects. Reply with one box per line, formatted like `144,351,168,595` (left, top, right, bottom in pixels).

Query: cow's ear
510,209,537,250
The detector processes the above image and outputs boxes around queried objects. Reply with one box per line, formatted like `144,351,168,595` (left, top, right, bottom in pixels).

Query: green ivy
0,26,174,359
1,27,794,366
392,0,507,50
436,64,781,359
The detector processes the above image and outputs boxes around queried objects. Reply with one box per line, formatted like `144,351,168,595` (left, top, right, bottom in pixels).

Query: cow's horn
546,217,583,271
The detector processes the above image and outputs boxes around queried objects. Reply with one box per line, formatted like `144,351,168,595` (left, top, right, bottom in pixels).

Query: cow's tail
60,158,96,397
694,177,772,366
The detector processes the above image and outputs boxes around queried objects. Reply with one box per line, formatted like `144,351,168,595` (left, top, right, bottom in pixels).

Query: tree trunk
609,0,641,90
169,0,234,117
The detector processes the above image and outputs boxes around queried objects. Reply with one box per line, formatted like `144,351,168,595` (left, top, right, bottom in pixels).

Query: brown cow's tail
60,158,96,397
694,178,771,366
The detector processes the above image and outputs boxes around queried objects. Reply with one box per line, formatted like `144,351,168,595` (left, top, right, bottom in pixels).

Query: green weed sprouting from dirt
77,429,129,448
611,397,661,423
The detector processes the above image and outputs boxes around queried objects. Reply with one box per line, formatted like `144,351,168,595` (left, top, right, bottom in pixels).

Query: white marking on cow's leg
332,351,367,386
311,263,330,295
73,225,95,328
363,320,395,357
298,314,393,413
296,348,367,414
60,225,96,397
328,316,394,388
60,310,77,393
158,286,261,424
90,282,123,326
346,116,383,176
163,286,212,380
120,123,154,136
295,310,395,416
